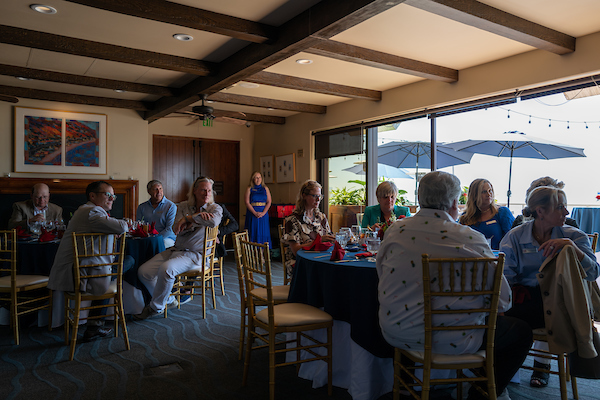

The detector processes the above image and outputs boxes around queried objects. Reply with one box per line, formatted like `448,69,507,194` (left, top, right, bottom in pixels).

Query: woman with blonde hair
360,181,410,230
459,178,514,249
244,171,272,247
282,180,334,276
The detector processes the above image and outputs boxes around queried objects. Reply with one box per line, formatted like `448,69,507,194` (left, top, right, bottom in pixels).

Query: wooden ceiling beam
208,92,326,114
0,64,175,96
0,25,215,76
405,0,575,54
246,71,382,101
212,109,285,124
0,85,149,110
64,0,276,44
145,0,405,121
307,39,458,82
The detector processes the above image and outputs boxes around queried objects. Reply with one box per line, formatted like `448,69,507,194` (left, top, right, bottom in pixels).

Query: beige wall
254,31,600,204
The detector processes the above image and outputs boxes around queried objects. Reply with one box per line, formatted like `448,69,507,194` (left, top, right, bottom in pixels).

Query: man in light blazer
48,181,131,341
8,182,63,231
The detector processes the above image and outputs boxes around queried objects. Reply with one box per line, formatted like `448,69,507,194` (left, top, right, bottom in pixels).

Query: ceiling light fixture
296,59,313,65
16,76,31,81
238,82,259,89
173,33,193,41
267,108,275,111
114,89,126,93
30,4,57,14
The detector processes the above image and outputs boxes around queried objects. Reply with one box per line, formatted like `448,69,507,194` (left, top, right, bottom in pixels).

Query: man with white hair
8,182,63,230
134,177,222,320
377,171,532,400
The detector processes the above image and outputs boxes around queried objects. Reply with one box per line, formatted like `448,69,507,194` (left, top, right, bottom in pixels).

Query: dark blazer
216,204,239,258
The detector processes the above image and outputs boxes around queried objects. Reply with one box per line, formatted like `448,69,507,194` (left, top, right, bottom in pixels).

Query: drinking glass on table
366,237,381,255
28,220,42,236
351,225,362,241
336,232,348,248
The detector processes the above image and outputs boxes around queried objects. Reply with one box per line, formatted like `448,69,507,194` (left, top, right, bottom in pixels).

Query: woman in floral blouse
282,180,334,277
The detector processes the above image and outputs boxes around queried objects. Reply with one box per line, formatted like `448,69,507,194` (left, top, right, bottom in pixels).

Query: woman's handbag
568,326,600,379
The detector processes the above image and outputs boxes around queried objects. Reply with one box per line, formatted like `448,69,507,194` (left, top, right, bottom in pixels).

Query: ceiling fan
0,94,19,103
168,94,248,126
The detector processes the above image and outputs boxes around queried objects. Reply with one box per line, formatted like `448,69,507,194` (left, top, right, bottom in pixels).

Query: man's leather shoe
83,327,113,341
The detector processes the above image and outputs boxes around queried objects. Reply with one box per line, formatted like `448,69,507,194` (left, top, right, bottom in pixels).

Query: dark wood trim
0,177,138,219
64,0,276,44
0,25,216,76
0,64,175,97
208,93,326,114
0,85,150,110
246,71,382,101
405,0,575,54
145,0,401,121
212,109,286,124
307,39,458,82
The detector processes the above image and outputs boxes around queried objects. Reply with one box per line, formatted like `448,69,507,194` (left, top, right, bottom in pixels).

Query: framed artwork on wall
260,155,274,183
14,107,107,174
275,153,296,183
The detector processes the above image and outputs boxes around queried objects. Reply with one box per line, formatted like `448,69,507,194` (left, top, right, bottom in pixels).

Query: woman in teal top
361,181,410,229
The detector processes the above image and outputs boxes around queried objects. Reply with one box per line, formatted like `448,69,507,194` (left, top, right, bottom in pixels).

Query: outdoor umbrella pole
507,148,514,207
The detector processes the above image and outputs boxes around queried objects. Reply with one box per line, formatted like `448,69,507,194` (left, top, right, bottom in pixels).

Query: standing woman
459,178,514,250
244,171,272,248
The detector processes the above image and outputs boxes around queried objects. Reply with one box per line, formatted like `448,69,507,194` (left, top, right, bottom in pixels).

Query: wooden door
152,135,240,224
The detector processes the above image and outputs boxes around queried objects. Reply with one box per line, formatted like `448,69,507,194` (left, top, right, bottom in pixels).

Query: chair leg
558,352,568,400
69,297,82,361
202,278,206,319
116,298,130,350
47,289,53,332
393,352,400,400
238,300,246,361
210,274,217,309
242,318,254,387
218,258,225,295
269,330,276,400
11,293,19,345
327,325,332,396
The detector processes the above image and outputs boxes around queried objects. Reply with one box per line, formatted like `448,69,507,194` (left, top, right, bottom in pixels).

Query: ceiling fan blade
185,118,200,126
0,94,18,103
215,116,246,125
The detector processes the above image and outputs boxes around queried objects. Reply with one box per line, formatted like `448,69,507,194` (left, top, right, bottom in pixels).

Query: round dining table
287,249,394,400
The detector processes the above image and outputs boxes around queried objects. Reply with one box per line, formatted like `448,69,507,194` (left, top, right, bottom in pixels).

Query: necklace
532,228,548,244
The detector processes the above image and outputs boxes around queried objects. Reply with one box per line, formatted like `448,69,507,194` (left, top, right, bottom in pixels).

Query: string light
498,106,600,129
507,110,510,119
567,121,570,129
549,119,552,128
528,115,531,124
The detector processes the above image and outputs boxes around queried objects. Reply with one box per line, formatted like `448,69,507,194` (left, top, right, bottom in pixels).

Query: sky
329,92,600,215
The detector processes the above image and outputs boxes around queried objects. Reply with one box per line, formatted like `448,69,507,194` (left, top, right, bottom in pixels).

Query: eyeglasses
95,191,117,201
307,193,323,200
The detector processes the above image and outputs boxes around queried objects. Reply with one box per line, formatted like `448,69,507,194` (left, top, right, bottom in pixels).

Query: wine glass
351,225,362,242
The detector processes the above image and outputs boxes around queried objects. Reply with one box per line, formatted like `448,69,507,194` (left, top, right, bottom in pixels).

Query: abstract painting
15,107,107,174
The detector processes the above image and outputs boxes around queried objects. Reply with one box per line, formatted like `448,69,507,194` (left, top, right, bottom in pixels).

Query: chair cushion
0,275,49,288
251,285,290,301
256,302,332,327
403,349,487,365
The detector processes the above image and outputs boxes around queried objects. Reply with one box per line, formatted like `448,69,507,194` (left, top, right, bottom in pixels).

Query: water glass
336,232,348,248
351,225,362,240
28,221,42,236
366,237,381,254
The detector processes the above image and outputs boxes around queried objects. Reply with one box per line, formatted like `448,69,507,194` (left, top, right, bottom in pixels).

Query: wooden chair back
278,224,291,285
588,233,599,252
240,240,272,311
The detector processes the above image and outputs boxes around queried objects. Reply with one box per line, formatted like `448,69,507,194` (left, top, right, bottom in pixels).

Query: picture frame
14,107,107,174
275,153,296,183
259,155,274,184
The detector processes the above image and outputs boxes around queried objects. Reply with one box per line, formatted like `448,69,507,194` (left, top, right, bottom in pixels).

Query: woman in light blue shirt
500,186,599,388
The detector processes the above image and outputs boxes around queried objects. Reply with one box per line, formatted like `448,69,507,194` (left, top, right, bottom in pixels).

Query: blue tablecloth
288,249,393,358
571,207,600,235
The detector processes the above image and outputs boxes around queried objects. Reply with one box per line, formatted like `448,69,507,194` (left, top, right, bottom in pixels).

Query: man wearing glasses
8,182,63,231
49,181,133,341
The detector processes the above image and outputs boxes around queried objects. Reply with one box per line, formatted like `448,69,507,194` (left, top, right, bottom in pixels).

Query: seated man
8,182,63,230
377,171,532,400
134,177,222,320
48,181,133,341
136,179,176,248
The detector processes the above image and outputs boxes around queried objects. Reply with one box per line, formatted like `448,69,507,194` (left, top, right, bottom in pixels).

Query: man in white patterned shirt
377,171,532,400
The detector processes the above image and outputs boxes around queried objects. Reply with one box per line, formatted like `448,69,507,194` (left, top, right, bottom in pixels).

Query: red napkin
15,226,32,239
355,252,373,258
302,234,333,251
330,240,346,261
130,225,149,238
39,229,57,242
149,221,159,235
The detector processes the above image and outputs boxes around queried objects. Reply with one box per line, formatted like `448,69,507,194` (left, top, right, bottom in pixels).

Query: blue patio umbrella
377,141,474,202
343,163,414,179
442,131,586,206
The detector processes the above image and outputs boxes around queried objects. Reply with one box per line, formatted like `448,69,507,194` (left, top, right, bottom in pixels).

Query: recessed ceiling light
16,76,31,81
173,33,193,42
30,4,57,14
267,108,275,111
206,100,214,103
238,82,259,89
114,89,126,93
296,59,313,65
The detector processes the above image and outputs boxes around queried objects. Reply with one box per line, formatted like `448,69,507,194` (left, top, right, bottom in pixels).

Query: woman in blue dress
244,171,272,247
459,178,514,250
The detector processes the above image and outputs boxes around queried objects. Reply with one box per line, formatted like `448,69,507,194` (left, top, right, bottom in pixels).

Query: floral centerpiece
377,214,405,239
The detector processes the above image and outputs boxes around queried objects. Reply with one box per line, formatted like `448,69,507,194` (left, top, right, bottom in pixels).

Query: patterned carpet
1,255,599,400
